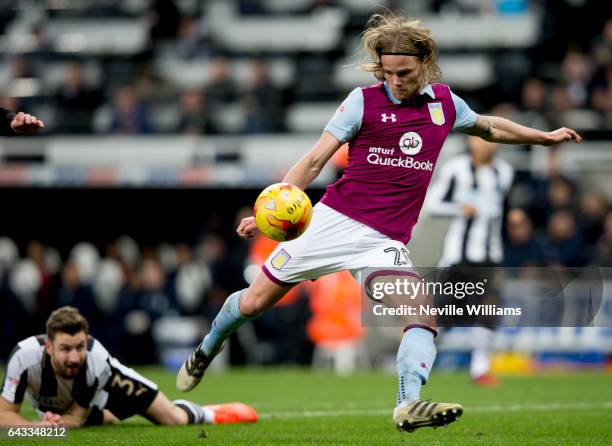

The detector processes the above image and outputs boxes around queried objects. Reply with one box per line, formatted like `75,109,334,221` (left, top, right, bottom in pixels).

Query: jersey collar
383,81,435,104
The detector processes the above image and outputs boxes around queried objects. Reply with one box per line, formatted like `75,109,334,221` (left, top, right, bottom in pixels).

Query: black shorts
104,363,159,420
85,362,159,425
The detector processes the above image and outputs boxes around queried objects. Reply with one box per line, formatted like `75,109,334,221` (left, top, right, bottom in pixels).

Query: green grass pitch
12,368,612,445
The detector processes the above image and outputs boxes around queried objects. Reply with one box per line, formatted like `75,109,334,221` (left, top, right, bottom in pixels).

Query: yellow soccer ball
253,183,313,241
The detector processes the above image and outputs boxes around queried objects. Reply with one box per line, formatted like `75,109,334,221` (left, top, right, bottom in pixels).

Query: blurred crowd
505,162,612,270
0,0,609,136
0,173,610,364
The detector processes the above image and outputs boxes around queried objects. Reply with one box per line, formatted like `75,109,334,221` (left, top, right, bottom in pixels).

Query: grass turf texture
11,368,612,445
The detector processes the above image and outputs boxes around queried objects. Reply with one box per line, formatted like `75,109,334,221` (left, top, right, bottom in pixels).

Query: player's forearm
57,413,87,427
282,155,322,190
0,410,38,426
482,116,550,145
282,132,341,190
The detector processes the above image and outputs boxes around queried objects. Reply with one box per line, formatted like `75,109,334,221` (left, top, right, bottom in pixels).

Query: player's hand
10,112,45,134
461,203,477,218
39,411,63,426
544,127,582,146
236,216,259,239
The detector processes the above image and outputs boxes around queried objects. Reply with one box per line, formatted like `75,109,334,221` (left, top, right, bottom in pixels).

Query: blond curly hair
360,13,442,90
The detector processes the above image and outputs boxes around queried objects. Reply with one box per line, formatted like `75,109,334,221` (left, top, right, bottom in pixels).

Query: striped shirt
1,335,112,416
427,153,514,267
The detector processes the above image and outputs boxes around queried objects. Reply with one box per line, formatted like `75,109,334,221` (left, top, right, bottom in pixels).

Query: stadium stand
0,0,610,369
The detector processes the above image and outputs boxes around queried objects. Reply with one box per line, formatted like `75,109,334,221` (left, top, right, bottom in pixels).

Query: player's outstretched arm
463,115,582,146
282,131,343,190
0,396,60,426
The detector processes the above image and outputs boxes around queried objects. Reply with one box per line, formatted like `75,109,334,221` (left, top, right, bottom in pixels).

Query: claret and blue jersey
320,81,478,244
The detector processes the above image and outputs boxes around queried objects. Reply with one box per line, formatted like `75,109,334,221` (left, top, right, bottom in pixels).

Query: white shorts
262,202,415,285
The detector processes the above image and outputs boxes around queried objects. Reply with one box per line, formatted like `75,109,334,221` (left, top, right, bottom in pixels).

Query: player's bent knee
239,274,290,317
239,291,268,317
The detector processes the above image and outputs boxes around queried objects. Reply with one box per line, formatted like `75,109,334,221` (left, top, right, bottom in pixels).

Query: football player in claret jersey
177,12,581,432
0,307,257,427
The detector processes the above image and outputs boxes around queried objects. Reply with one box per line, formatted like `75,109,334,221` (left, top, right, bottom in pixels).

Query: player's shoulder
87,336,110,361
343,86,365,103
85,336,112,379
8,335,45,368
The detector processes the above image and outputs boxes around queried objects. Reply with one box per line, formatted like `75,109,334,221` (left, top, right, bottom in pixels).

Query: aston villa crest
428,102,445,126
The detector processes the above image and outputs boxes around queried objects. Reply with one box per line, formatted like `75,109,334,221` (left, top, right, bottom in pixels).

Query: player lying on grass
0,306,257,427
177,12,581,433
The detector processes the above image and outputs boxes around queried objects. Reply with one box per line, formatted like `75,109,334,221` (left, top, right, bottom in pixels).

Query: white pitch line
260,402,612,419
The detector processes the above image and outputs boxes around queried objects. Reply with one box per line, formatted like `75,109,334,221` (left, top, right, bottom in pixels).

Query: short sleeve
323,88,364,143
1,348,28,404
450,91,477,131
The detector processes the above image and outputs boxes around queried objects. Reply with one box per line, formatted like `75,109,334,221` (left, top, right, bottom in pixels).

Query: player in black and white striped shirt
427,136,514,386
0,306,257,427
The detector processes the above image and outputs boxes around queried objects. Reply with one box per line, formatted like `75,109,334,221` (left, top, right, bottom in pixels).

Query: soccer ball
253,183,313,241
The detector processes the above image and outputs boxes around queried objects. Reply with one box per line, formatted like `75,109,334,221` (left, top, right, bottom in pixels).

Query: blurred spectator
545,176,578,220
26,241,54,314
578,192,610,246
544,210,591,267
121,257,170,363
55,260,96,320
589,19,612,114
2,259,41,358
560,51,591,109
136,257,170,317
176,89,218,135
242,59,286,133
53,63,103,134
504,208,547,269
550,85,573,120
589,83,612,115
176,16,212,59
595,211,612,266
134,67,173,106
517,77,553,131
108,86,153,134
205,57,238,107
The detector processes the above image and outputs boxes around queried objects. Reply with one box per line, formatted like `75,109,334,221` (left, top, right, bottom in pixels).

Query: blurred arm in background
0,107,45,136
